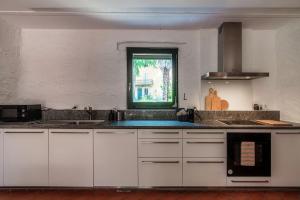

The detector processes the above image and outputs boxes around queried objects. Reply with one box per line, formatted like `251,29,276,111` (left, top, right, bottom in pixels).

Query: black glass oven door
227,133,271,177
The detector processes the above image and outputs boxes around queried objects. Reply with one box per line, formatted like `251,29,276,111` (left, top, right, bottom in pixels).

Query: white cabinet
0,130,3,186
94,129,138,187
138,129,182,187
138,129,182,139
139,158,182,187
183,129,226,187
183,138,225,158
272,130,300,186
3,129,48,186
183,158,226,186
139,139,182,158
49,129,93,187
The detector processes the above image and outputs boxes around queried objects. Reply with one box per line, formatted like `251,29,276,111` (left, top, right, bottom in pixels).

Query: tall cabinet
272,130,300,186
94,129,138,187
0,130,3,186
49,129,93,187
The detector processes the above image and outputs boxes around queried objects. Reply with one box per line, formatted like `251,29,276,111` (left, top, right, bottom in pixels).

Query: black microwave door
227,133,271,177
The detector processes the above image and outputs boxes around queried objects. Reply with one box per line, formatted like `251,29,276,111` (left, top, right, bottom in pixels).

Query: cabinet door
272,130,300,186
139,158,182,187
3,129,48,186
49,129,93,187
183,138,225,158
94,129,138,187
0,130,3,186
183,158,226,186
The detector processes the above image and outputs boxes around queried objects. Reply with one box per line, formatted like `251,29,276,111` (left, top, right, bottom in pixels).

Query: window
127,47,178,109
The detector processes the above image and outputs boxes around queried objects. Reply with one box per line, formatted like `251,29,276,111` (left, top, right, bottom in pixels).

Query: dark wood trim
127,47,178,109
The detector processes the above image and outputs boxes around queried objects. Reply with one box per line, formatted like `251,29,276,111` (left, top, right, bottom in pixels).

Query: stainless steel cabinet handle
141,141,180,144
186,141,224,144
152,132,179,134
51,131,90,134
231,180,269,183
4,131,45,134
276,132,300,135
186,132,224,134
96,132,135,134
186,161,224,164
142,161,180,164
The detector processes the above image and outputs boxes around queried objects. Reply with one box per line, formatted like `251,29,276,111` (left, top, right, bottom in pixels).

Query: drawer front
139,139,182,158
138,129,182,139
183,130,225,139
183,158,226,186
183,139,225,157
227,177,271,187
139,158,182,187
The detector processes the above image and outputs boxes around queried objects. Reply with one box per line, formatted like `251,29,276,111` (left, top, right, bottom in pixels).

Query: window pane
132,53,173,103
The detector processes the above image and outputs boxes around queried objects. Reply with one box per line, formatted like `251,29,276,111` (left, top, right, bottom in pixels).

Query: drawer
138,129,182,139
183,138,225,157
183,130,225,139
138,139,182,158
138,158,182,187
227,177,271,187
183,158,226,186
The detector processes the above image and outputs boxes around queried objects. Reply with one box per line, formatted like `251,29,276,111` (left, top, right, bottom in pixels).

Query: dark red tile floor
0,189,300,200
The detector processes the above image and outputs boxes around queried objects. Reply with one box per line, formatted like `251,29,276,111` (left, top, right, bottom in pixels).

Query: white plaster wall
244,30,278,110
0,18,21,103
275,21,300,122
18,29,201,109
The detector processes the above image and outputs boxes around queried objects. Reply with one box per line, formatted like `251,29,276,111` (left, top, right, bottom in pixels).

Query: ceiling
0,0,300,29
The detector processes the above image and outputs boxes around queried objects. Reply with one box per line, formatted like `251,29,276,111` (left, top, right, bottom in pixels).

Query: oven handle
231,180,269,183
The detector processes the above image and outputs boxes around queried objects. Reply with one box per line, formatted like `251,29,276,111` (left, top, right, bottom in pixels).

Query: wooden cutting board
256,120,292,126
211,90,222,111
205,88,214,110
221,100,229,111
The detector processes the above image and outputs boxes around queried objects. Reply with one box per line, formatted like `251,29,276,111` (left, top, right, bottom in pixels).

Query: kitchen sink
46,120,105,125
218,120,263,126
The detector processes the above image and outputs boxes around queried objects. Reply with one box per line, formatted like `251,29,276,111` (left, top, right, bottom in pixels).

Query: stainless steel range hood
201,22,269,80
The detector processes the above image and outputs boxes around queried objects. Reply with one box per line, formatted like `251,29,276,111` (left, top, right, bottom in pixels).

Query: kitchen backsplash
43,109,280,121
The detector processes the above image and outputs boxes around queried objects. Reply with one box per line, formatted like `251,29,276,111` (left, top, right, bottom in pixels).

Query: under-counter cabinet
182,130,226,186
94,129,138,187
3,129,48,186
138,129,182,187
272,130,300,187
0,130,3,186
49,129,93,187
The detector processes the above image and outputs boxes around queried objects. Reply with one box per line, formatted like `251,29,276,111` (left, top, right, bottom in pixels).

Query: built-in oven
0,105,42,122
227,132,271,177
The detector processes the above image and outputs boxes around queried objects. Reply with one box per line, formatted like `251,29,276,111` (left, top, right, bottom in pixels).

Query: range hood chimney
201,22,269,80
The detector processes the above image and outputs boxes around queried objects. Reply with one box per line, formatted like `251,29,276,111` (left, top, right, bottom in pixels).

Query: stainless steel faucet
84,106,93,120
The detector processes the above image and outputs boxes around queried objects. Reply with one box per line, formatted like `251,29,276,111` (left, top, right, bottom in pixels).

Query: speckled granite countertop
0,120,299,129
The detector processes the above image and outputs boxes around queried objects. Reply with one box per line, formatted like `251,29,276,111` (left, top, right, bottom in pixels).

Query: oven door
227,132,271,177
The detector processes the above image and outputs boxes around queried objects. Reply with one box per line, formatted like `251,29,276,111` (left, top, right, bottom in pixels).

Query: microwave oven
0,105,42,122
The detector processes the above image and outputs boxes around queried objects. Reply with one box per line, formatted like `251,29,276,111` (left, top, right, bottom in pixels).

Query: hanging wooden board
255,120,292,126
211,90,222,111
205,88,214,111
221,100,229,111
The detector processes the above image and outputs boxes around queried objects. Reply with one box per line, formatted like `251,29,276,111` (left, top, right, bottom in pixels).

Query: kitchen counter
0,120,300,129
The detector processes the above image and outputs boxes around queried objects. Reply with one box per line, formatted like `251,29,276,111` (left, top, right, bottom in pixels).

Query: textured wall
275,21,300,122
199,29,277,110
0,19,21,103
19,29,201,109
